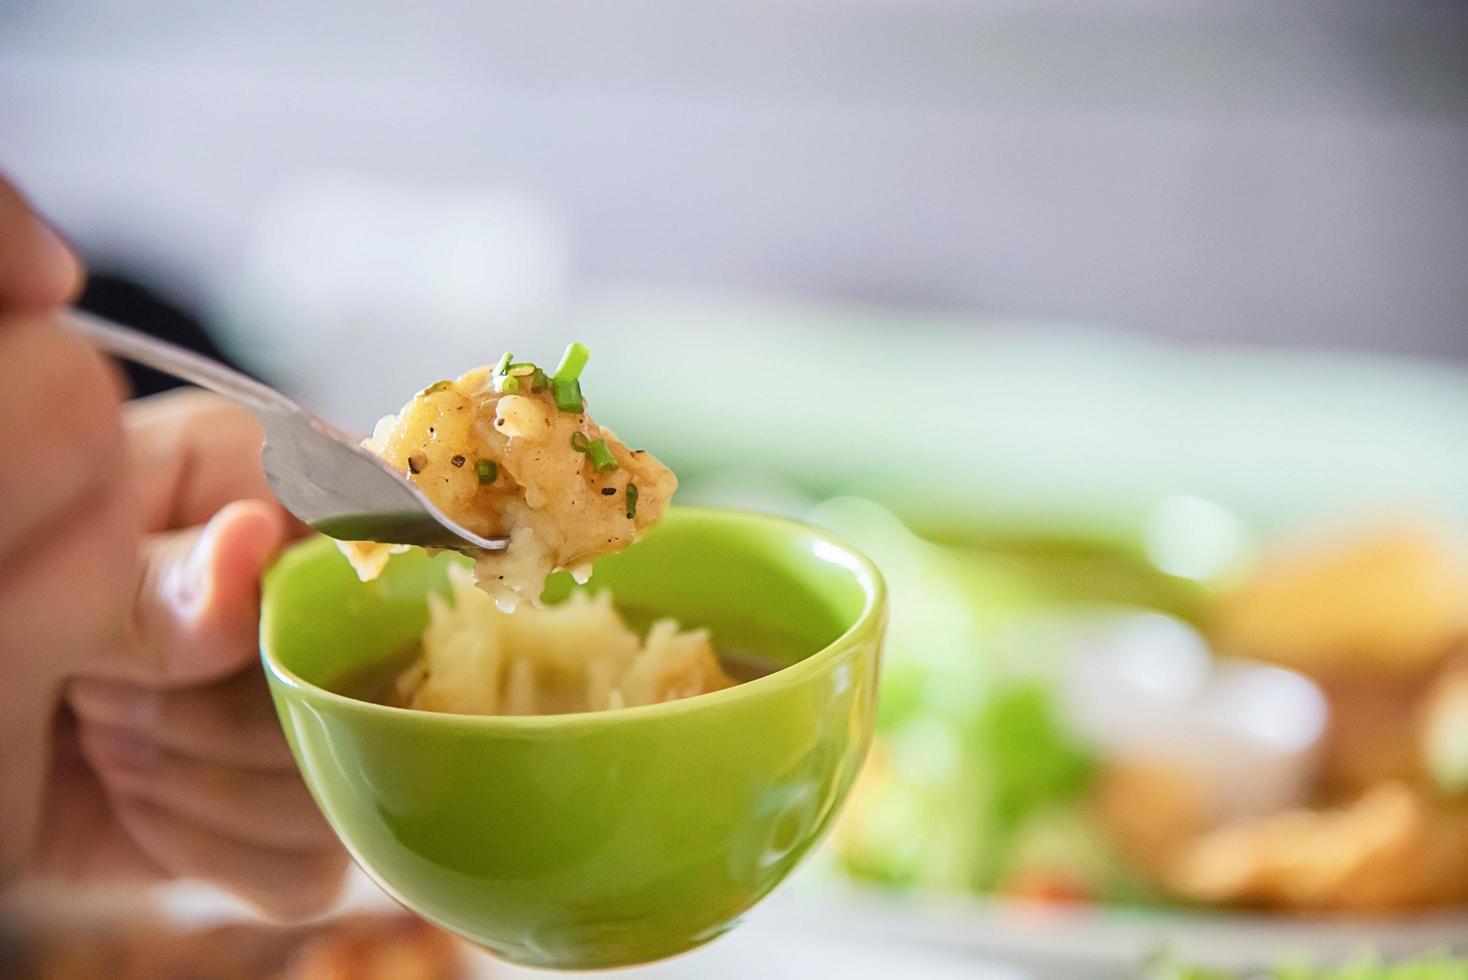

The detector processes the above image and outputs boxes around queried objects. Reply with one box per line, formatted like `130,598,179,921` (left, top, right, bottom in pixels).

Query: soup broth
333,645,425,706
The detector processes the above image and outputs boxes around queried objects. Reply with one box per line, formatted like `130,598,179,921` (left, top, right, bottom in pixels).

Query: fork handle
62,309,294,414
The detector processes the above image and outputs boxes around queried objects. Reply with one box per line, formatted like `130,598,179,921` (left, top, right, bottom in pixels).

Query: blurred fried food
1164,782,1468,913
1313,672,1435,795
1211,524,1468,795
1096,525,1468,914
283,915,464,980
1212,525,1468,679
8,912,464,980
1095,761,1213,881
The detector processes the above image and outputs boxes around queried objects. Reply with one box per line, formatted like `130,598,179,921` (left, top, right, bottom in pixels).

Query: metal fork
64,309,506,552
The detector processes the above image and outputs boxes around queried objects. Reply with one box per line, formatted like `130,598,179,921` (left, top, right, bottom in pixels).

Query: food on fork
340,344,677,609
335,342,730,718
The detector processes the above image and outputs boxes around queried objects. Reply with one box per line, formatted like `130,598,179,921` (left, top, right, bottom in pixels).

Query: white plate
770,883,1468,978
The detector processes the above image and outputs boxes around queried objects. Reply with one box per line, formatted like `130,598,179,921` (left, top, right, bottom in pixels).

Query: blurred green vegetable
808,497,1158,899
964,681,1094,890
1145,953,1468,980
974,682,1091,832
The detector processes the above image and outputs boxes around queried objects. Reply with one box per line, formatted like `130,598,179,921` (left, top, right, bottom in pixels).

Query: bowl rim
260,506,886,730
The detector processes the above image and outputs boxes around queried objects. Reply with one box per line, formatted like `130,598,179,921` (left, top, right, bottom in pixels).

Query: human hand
0,175,347,917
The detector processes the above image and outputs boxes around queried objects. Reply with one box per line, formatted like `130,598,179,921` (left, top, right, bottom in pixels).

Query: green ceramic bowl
260,507,885,969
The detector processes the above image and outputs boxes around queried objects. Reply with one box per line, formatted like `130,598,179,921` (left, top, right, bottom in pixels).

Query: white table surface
149,868,1022,980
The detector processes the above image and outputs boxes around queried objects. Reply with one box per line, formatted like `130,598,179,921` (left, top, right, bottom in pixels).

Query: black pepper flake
601,487,617,496
495,418,505,426
451,455,466,467
407,452,427,474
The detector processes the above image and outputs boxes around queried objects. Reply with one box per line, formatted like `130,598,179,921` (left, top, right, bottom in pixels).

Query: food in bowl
356,564,735,715
340,343,677,609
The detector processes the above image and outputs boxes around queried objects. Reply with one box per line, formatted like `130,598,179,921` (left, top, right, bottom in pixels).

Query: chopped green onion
507,363,536,377
420,380,454,396
569,431,590,453
586,438,617,472
497,374,520,394
494,351,514,375
530,367,549,393
476,459,497,484
553,342,590,381
551,376,583,413
625,483,639,519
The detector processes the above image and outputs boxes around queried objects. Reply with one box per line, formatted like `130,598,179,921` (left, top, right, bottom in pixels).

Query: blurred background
3,2,1468,978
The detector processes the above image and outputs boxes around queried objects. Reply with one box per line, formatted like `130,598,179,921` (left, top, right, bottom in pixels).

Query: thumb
117,499,285,687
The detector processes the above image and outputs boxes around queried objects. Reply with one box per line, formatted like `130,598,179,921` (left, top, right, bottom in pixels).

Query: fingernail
171,502,275,620
159,526,212,620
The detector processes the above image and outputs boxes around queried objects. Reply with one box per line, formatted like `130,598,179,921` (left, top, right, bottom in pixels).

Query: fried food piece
1211,524,1468,679
1211,524,1468,793
1095,761,1215,880
1313,672,1436,795
1165,782,1468,913
285,914,464,980
342,347,677,609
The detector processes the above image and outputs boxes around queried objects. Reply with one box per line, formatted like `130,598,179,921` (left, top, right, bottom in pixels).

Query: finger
68,671,296,770
124,389,309,538
126,389,269,528
0,174,84,311
78,723,337,851
87,500,283,687
0,314,128,560
105,794,347,921
26,714,167,885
